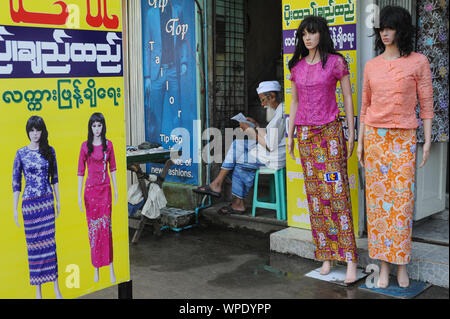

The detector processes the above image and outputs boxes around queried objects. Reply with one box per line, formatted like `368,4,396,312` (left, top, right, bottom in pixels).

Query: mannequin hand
287,137,295,160
56,201,61,218
347,138,354,159
114,193,118,206
14,210,20,228
419,141,431,168
78,197,83,212
357,143,364,167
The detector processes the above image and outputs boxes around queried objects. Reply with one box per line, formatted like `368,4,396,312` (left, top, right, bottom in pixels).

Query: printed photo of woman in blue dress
12,116,62,299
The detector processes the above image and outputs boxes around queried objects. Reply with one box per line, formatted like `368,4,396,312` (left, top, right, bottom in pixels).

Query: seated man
194,81,286,214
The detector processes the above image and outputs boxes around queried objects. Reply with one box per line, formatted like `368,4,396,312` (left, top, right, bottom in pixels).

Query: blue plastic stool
252,167,287,220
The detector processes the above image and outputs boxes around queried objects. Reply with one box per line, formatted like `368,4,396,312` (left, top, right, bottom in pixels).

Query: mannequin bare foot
54,279,63,299
397,265,409,288
36,285,42,299
94,268,99,282
377,261,390,288
344,261,358,284
320,260,331,275
110,263,116,284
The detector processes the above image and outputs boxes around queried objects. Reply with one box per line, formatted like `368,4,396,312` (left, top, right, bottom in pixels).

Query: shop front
121,0,448,285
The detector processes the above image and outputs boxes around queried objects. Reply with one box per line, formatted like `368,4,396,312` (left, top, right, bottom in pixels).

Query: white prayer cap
256,81,281,94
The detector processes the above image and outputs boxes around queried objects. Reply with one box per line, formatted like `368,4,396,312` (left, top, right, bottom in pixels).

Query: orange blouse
360,52,434,129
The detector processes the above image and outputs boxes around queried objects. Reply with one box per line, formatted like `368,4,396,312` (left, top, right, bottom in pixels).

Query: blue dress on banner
12,146,59,286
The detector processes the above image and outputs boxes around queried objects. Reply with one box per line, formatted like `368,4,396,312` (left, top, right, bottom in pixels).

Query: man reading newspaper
194,81,286,214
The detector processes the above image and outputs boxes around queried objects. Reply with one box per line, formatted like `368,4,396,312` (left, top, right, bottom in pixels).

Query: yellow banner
1,0,122,31
0,0,129,299
282,0,359,236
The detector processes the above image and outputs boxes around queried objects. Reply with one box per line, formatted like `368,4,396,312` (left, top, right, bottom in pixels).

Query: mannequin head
374,5,414,56
289,15,344,70
26,115,55,180
87,112,107,155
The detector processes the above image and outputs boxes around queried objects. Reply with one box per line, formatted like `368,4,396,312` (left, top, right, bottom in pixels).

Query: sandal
218,204,246,215
193,184,221,198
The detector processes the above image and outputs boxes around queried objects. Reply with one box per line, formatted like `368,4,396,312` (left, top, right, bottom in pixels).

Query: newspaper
231,113,256,128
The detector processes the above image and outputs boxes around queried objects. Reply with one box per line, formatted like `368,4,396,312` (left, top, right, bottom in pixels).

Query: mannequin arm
340,74,355,159
13,191,21,227
419,118,432,168
78,176,84,212
111,171,118,205
53,183,61,218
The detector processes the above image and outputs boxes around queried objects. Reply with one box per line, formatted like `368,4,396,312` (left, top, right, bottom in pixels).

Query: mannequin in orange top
357,6,434,289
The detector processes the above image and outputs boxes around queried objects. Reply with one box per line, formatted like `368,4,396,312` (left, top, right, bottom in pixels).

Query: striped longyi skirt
22,193,58,286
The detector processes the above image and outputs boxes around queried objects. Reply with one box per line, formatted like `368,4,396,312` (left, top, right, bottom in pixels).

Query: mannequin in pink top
287,16,358,284
357,6,433,289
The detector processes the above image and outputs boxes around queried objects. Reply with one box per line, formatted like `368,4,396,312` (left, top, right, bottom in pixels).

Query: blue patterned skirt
22,193,58,285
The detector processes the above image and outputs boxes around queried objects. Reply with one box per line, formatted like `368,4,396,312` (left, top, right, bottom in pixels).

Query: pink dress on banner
78,140,117,268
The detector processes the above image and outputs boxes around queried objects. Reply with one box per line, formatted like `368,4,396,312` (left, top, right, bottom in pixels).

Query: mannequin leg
94,268,99,282
397,264,409,288
36,284,42,299
110,262,116,284
377,261,390,288
320,260,331,275
344,261,358,283
54,279,63,299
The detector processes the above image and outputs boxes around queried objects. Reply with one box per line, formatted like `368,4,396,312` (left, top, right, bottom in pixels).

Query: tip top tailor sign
141,0,201,186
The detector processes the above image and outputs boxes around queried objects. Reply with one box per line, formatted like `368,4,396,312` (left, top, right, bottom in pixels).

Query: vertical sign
0,0,130,298
282,0,359,236
141,0,200,185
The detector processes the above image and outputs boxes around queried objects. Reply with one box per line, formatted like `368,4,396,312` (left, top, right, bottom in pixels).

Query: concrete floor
412,215,449,246
80,223,448,299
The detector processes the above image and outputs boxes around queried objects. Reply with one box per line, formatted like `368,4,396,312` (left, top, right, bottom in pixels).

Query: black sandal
193,184,221,198
218,204,246,215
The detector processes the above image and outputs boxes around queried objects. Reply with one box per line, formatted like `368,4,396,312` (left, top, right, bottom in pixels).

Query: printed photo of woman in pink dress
77,112,118,283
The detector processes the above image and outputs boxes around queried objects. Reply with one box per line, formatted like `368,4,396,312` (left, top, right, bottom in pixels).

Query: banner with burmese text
282,0,360,236
0,0,130,298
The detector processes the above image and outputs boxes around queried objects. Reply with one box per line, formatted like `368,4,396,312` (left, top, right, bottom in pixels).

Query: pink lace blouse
290,54,349,125
78,140,116,187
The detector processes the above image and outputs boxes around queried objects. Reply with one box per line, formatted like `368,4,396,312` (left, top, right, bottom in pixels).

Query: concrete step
199,203,287,236
270,227,449,288
413,216,449,246
431,209,449,221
